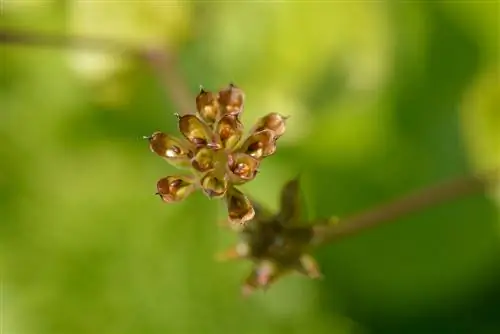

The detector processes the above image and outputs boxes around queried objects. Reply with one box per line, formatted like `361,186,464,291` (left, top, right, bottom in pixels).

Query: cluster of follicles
146,84,323,295
145,83,287,224
217,178,326,296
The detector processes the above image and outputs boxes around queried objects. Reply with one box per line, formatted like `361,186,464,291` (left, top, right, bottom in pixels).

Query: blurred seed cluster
218,178,331,295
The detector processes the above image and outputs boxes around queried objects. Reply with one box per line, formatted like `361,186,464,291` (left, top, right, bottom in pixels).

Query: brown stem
0,29,192,114
312,169,499,246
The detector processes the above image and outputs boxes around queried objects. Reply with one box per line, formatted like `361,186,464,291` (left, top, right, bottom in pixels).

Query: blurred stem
0,29,192,114
312,169,499,246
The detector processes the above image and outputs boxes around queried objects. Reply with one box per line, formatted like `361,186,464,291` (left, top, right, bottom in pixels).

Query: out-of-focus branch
312,169,499,246
0,29,192,114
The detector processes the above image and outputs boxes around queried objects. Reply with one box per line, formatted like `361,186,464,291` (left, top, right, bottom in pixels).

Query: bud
277,177,302,225
215,242,250,261
196,88,219,125
242,261,283,296
178,114,214,147
226,186,255,224
146,132,191,168
215,115,243,151
252,113,288,138
156,176,195,203
255,260,277,287
200,173,228,198
296,254,322,279
227,152,260,184
191,147,215,173
218,83,245,116
239,129,277,159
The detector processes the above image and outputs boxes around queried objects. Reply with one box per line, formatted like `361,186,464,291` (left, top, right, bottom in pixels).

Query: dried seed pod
252,113,288,138
227,152,260,184
200,173,228,198
218,83,245,116
178,114,214,147
156,176,195,203
191,147,215,173
215,115,243,151
226,186,255,224
239,129,277,159
146,132,191,167
196,88,219,125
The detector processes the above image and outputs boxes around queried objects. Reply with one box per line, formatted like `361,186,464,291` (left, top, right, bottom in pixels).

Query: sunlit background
1,1,499,333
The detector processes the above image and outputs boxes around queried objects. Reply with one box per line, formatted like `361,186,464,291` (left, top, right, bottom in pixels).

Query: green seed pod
200,172,228,199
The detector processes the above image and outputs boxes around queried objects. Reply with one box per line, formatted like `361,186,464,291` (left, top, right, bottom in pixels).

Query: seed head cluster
145,83,288,224
146,84,323,294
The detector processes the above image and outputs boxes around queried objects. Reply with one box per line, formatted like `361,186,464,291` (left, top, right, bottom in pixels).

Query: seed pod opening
156,176,195,203
191,147,215,173
200,173,228,199
147,132,191,167
215,115,243,151
196,88,219,125
226,186,255,224
239,130,277,159
178,114,214,147
227,152,260,184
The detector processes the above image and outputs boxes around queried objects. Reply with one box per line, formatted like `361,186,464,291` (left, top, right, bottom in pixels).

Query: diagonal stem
312,169,499,246
0,29,192,114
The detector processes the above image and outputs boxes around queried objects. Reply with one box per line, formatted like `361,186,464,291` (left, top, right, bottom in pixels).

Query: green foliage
1,1,499,334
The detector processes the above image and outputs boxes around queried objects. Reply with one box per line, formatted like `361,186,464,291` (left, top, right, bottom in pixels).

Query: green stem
312,169,499,246
0,29,193,114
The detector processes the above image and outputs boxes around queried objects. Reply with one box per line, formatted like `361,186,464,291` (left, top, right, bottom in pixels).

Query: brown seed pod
146,132,191,167
215,115,243,151
156,176,195,203
227,152,260,184
226,186,255,224
252,112,288,138
196,88,219,125
178,114,214,147
218,83,245,116
239,130,277,159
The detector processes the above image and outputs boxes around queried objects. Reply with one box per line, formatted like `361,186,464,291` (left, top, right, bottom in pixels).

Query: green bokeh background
1,1,499,333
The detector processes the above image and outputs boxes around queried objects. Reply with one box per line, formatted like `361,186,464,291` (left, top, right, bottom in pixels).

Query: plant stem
312,169,499,246
0,29,192,114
